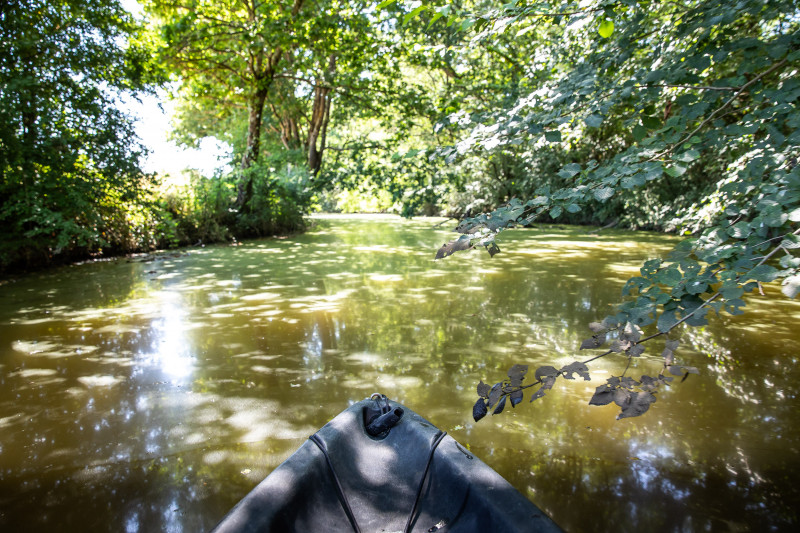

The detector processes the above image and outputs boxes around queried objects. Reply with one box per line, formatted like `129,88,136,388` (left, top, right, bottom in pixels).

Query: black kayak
212,394,562,532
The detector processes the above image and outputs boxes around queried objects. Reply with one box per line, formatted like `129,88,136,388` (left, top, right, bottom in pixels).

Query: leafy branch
472,227,800,422
472,321,693,422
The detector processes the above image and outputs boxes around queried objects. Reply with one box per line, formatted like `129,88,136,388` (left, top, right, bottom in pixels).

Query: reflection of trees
0,217,798,530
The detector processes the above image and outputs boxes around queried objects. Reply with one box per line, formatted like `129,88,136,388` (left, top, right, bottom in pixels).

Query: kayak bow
212,394,561,532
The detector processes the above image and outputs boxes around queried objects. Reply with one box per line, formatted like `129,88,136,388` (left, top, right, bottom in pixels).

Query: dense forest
2,0,799,321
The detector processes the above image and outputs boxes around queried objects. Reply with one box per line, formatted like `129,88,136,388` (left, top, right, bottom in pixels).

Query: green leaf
585,114,603,128
593,187,614,201
550,205,563,218
657,309,679,332
376,0,397,8
403,5,428,25
545,130,562,142
598,19,614,38
747,265,778,283
632,124,648,142
665,164,687,177
561,163,582,177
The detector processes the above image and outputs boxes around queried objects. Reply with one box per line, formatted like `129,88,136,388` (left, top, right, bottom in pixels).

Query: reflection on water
0,214,798,531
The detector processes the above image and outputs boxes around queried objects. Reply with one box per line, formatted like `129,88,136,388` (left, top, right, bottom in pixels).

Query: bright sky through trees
119,0,230,179
120,89,231,178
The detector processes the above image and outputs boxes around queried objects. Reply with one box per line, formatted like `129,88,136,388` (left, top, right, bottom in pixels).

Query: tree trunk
307,55,336,176
236,85,269,210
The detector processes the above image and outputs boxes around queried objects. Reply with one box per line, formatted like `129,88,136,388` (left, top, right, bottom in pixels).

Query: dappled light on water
0,215,798,531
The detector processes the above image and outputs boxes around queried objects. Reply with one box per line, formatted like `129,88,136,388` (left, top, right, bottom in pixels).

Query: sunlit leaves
598,19,614,39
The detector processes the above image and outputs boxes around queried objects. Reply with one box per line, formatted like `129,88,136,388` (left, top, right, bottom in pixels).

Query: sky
119,0,231,180
122,91,232,179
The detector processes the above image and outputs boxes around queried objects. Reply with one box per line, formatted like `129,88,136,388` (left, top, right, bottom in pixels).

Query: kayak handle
366,407,404,436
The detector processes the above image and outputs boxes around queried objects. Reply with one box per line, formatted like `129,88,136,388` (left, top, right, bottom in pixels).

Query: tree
407,0,800,419
0,0,156,270
146,0,390,209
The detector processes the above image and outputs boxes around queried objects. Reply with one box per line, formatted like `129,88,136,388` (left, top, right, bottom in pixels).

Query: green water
0,214,798,531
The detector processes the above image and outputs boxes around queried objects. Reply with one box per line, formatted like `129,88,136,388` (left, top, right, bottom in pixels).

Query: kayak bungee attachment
364,393,404,437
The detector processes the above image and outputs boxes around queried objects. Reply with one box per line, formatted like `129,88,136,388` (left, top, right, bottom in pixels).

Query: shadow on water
0,215,798,531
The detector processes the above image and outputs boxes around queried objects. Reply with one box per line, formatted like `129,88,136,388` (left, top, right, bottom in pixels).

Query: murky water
0,214,798,531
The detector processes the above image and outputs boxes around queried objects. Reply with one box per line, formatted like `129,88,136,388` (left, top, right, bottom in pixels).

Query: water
0,214,798,531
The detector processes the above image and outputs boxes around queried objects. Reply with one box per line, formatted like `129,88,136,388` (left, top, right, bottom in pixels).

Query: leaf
510,389,523,407
376,0,397,9
598,19,614,38
621,322,642,342
588,321,608,333
476,381,490,399
507,364,528,380
664,339,680,351
585,114,603,128
484,241,501,257
657,309,679,332
535,365,559,381
632,124,648,142
589,384,614,406
487,382,503,408
492,395,508,415
560,361,590,381
403,5,428,25
613,389,632,407
561,163,582,177
629,344,645,357
665,164,687,177
593,187,614,201
580,333,606,349
472,398,488,421
747,264,778,283
782,275,800,298
668,365,684,376
545,130,562,142
639,375,659,391
550,205,563,218
530,376,556,402
617,392,657,420
435,234,472,259
508,364,528,387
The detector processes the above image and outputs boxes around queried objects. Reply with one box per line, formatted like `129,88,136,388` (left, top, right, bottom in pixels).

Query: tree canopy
407,0,800,420
0,0,157,267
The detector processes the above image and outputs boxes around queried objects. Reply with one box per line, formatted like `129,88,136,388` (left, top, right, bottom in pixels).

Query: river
0,214,798,531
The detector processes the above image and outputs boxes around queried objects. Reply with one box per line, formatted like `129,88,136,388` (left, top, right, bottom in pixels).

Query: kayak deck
212,396,561,532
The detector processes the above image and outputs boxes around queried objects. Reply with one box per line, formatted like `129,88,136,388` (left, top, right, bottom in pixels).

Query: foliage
0,0,159,271
414,0,800,419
